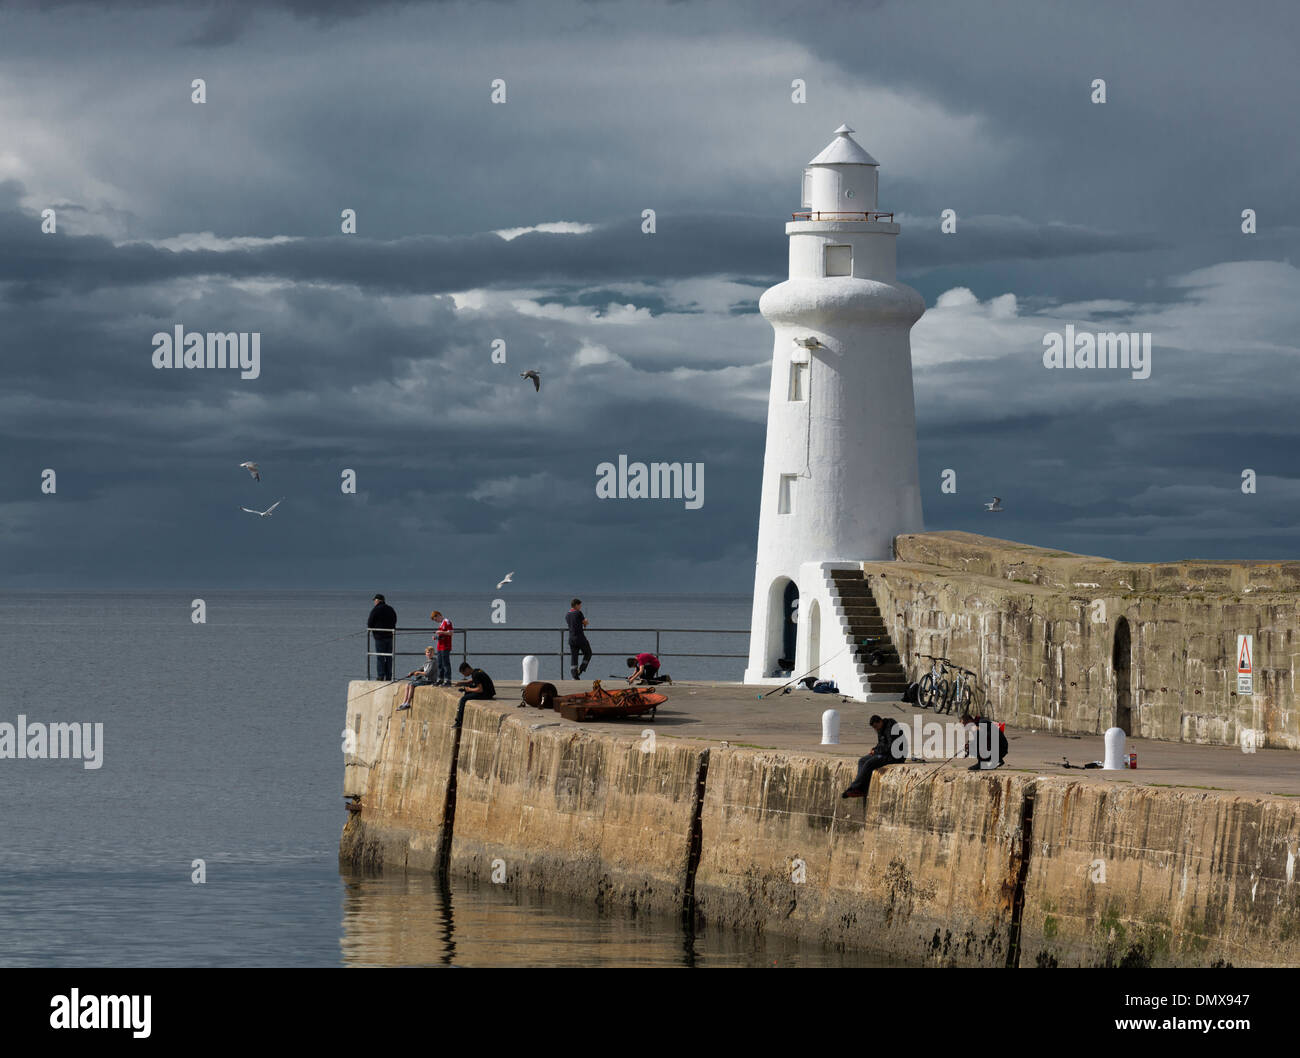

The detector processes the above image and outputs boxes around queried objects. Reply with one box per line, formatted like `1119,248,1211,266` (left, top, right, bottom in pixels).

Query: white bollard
821,709,840,745
1104,727,1127,770
522,655,539,684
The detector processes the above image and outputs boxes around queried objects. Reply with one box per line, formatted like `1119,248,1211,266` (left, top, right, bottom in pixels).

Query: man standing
430,610,454,686
840,714,906,799
566,599,592,679
368,593,397,681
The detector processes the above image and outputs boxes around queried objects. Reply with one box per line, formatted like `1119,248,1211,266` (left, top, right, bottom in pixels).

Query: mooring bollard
821,709,840,745
522,654,539,684
1104,726,1127,770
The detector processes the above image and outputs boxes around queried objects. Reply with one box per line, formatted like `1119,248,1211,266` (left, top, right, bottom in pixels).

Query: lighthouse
743,124,926,695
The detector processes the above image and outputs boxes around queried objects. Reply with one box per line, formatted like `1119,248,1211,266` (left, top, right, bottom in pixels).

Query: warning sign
1237,634,1253,695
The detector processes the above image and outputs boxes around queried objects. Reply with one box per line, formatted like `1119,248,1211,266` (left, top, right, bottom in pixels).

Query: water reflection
340,872,903,968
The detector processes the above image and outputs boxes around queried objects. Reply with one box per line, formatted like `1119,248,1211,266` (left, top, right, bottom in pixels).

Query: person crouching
626,652,672,685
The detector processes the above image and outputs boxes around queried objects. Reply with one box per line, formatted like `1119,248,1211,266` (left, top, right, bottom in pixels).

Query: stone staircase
829,569,908,696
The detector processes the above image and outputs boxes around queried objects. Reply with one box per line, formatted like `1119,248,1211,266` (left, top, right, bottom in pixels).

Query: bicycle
916,654,949,711
941,663,975,715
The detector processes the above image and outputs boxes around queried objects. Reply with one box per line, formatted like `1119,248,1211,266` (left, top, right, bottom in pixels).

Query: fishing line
757,642,853,699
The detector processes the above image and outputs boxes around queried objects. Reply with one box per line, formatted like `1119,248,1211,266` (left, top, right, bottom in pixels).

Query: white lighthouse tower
743,124,925,696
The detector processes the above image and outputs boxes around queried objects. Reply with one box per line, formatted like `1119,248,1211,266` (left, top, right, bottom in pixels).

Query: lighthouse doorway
1113,617,1132,735
782,581,799,669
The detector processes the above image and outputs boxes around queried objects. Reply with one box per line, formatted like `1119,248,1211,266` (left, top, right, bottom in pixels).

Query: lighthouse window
788,361,808,401
778,474,796,515
824,245,851,277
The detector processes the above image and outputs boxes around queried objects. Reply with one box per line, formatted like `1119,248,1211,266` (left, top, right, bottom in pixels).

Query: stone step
846,618,888,630
828,571,902,698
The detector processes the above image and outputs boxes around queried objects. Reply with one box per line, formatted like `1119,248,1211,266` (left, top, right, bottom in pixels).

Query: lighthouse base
745,560,898,702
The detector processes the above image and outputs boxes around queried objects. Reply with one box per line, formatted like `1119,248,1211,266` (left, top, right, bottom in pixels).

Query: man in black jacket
841,714,906,799
368,593,398,680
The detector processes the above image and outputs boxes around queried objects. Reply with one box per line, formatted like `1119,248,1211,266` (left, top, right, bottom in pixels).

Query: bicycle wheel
918,673,935,709
937,679,951,713
958,682,972,713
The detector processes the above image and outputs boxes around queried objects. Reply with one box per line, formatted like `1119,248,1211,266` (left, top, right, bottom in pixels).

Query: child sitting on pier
396,647,437,711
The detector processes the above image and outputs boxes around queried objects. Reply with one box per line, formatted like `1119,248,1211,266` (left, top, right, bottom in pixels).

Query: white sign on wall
1237,634,1253,695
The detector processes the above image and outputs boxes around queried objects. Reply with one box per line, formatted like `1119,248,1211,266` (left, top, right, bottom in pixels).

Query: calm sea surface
0,591,895,967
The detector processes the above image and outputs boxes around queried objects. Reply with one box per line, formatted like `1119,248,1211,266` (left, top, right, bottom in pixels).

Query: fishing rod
757,642,853,699
905,743,971,794
346,678,410,703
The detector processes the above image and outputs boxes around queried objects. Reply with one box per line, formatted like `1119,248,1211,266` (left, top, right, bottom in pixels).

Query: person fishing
841,714,907,799
960,711,1008,770
396,647,437,711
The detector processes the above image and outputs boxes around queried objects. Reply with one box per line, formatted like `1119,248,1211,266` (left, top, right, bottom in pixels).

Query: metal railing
365,626,748,680
791,210,895,222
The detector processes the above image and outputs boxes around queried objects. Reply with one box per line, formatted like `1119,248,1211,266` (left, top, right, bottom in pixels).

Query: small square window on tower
788,361,808,401
778,474,796,514
824,245,851,276
801,168,813,210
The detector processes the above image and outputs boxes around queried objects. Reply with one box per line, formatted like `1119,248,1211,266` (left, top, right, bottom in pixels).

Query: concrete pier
341,678,1300,966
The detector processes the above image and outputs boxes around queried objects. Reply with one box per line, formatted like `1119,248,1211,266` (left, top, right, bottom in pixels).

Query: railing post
655,629,660,661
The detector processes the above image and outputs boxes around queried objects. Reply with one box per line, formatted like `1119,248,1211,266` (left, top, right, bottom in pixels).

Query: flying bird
241,500,282,518
984,497,1004,512
496,571,514,589
793,337,823,350
239,462,261,481
521,370,540,392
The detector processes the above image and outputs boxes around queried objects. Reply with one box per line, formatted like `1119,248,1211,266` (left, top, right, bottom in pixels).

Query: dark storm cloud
0,188,1158,297
1,0,1298,590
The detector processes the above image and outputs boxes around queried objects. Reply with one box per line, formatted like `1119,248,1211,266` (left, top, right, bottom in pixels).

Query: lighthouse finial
834,123,854,135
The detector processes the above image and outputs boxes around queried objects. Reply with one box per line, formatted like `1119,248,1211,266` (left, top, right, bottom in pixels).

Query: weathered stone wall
692,750,1029,965
447,701,706,916
862,531,1300,749
340,682,461,872
1022,781,1300,967
339,681,1300,965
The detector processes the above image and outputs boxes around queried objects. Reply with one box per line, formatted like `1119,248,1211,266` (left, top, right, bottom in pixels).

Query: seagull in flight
793,337,823,350
496,571,514,589
984,497,1004,512
520,370,540,392
239,462,261,481
241,499,282,518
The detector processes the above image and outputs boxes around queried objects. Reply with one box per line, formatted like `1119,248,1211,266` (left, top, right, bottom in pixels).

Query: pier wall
863,531,1300,749
446,701,706,915
340,680,1300,966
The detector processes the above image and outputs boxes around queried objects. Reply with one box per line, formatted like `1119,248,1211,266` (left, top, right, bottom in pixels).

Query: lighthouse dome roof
808,124,879,166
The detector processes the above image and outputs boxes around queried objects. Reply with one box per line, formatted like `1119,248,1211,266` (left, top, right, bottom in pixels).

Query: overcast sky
2,0,1298,592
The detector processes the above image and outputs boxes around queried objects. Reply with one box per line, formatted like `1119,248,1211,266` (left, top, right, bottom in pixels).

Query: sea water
0,590,895,967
